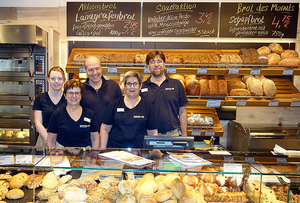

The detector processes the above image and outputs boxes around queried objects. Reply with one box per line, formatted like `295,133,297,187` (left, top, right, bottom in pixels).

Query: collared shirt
80,76,122,127
140,74,188,133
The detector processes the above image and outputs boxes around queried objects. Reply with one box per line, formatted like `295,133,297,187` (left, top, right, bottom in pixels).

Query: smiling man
140,50,189,136
80,56,122,130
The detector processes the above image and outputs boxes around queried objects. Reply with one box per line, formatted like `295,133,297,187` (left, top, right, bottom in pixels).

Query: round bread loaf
248,79,263,96
186,79,200,96
153,189,173,202
157,180,167,191
268,43,283,54
281,50,299,60
127,179,138,188
117,193,136,203
142,173,155,181
163,173,179,188
63,186,88,202
37,188,54,200
169,74,186,84
170,178,186,199
42,172,58,190
5,189,24,199
257,46,271,56
262,79,277,97
106,186,121,200
74,176,97,192
9,175,26,189
119,180,134,195
266,53,281,65
134,185,153,202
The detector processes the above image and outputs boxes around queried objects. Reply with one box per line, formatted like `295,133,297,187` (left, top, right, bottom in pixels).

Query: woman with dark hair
100,70,158,149
47,79,99,149
33,66,67,147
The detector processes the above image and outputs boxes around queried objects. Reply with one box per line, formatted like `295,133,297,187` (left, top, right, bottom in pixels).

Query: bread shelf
186,107,223,137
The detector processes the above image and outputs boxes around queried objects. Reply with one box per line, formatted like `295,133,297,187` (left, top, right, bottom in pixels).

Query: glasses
67,91,81,96
149,60,163,65
126,82,139,87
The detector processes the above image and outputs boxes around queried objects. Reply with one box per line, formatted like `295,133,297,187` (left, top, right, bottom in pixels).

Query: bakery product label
117,108,125,112
141,88,148,92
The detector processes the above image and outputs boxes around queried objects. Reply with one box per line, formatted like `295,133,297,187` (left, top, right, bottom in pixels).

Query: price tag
206,99,221,108
224,156,234,163
224,163,243,173
205,131,215,136
245,157,255,163
79,66,86,73
250,68,261,75
0,155,14,165
277,158,287,164
197,68,207,74
34,156,45,164
144,66,150,73
191,130,201,136
283,69,294,75
108,66,117,73
167,67,176,74
268,100,279,107
15,155,33,164
236,100,247,106
290,101,300,107
229,68,239,74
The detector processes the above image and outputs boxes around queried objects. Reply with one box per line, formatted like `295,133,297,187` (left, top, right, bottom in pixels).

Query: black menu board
220,3,299,38
67,2,141,37
142,2,219,37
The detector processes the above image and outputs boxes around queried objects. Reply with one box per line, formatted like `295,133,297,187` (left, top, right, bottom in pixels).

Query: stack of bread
165,54,182,64
238,48,268,66
257,43,300,66
0,130,30,139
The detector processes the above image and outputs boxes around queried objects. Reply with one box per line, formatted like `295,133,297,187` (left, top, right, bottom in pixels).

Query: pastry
0,174,11,181
26,174,44,189
0,185,8,200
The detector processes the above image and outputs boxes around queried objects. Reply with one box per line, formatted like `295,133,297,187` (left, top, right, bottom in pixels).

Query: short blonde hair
123,70,143,86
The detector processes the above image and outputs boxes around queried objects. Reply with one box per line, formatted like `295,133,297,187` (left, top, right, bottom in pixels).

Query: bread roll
262,79,277,97
117,194,136,203
106,186,121,200
257,46,271,56
227,81,246,91
86,187,109,203
58,174,72,186
26,174,44,189
180,174,199,187
153,189,173,202
186,79,200,96
42,172,58,190
134,186,153,202
215,175,227,187
0,174,11,181
281,50,299,60
63,186,88,202
266,53,281,65
199,79,209,96
139,195,157,203
218,80,227,96
37,188,54,200
230,89,251,97
9,175,26,189
178,187,199,203
5,189,24,199
268,43,283,54
278,57,300,66
209,80,218,95
163,173,179,188
170,178,186,199
119,180,134,195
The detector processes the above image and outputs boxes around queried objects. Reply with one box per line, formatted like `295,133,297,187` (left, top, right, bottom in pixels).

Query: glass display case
0,145,298,203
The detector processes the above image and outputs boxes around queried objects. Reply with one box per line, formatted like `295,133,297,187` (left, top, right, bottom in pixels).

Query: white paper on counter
53,158,71,176
209,151,231,155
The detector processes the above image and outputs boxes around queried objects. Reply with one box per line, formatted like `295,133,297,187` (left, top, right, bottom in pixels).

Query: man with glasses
140,50,189,136
81,56,122,131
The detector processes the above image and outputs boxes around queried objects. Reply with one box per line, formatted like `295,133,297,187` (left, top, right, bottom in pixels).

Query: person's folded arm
47,132,57,148
90,131,100,149
100,124,112,150
179,106,188,136
147,129,158,136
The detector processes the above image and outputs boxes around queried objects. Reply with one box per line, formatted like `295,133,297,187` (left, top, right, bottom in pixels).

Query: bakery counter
0,146,299,202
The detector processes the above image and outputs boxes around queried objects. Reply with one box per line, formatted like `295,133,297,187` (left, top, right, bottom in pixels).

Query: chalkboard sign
142,2,219,37
220,3,299,38
67,2,141,37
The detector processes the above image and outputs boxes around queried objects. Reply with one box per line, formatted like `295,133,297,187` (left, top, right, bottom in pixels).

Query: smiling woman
100,70,158,149
47,79,99,150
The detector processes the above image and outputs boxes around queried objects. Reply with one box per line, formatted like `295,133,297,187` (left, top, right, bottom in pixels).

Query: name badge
141,88,148,93
117,108,125,112
84,117,91,123
165,88,174,91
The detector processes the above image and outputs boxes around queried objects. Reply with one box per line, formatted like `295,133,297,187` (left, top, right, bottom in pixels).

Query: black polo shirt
140,75,188,133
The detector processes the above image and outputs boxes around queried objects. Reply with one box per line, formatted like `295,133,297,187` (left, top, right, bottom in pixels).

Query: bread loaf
248,79,263,96
267,53,281,65
242,75,254,83
218,80,227,96
269,43,283,54
9,175,26,189
5,189,24,200
230,89,251,97
227,81,246,91
153,189,173,202
281,50,299,59
186,79,200,95
257,46,271,56
58,174,72,186
180,174,199,187
163,173,179,188
262,79,277,97
278,57,300,66
37,188,54,200
199,79,209,97
63,186,88,202
209,80,218,95
41,172,58,190
185,75,197,82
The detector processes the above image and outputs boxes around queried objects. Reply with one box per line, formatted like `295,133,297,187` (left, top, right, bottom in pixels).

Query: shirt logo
117,108,125,112
84,117,91,123
141,88,148,93
80,125,90,128
165,88,175,90
134,115,145,119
